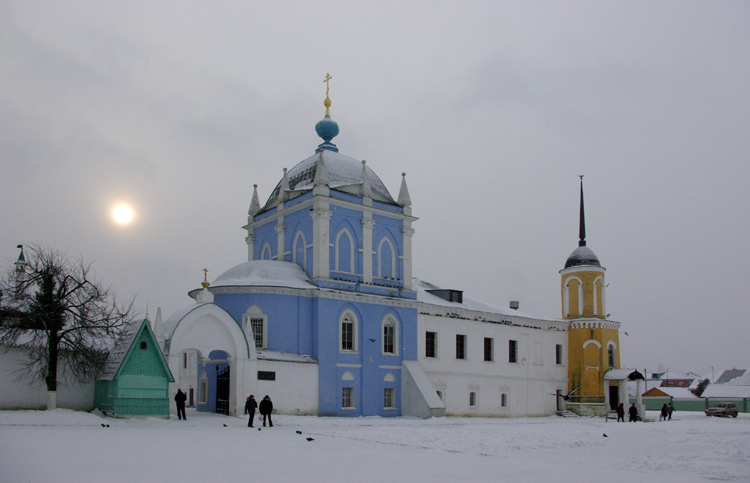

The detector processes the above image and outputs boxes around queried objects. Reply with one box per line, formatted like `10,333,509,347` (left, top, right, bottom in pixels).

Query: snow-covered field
1,409,748,482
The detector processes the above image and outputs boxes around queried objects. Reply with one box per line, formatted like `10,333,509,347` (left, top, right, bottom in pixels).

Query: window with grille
426,331,437,358
341,315,354,351
250,317,264,349
383,320,395,354
384,388,395,409
456,334,466,360
484,337,493,362
342,387,354,408
509,340,518,363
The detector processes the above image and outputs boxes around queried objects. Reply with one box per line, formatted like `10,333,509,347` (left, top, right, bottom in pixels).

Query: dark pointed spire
578,175,586,247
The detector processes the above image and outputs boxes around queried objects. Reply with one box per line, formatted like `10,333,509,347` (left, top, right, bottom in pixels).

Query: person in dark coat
628,403,638,422
660,403,668,421
667,403,675,421
259,395,273,427
616,403,625,422
244,395,257,427
175,389,187,420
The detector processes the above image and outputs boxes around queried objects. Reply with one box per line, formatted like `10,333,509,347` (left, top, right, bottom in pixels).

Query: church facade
158,85,620,418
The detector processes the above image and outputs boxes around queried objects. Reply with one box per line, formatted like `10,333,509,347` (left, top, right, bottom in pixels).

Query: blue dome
315,116,339,152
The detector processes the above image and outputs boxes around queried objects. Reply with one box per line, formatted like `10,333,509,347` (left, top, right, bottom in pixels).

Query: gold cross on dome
323,73,332,97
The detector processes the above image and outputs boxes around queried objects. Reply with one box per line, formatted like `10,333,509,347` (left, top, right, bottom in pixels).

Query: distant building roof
715,369,746,384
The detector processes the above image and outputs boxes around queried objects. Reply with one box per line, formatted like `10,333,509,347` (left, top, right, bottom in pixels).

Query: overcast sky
2,2,748,374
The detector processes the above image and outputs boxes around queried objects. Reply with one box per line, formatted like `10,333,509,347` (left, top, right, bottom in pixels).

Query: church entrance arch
165,304,253,417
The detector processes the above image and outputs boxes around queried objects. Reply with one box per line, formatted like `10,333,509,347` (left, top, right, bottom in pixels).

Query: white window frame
339,311,358,353
261,243,272,260
384,388,395,409
342,387,354,409
382,316,398,355
243,305,267,350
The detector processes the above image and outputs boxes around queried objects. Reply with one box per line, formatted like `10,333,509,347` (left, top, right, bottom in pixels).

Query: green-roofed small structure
95,319,174,418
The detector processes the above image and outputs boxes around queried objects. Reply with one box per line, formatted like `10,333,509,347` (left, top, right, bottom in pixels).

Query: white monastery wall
252,359,318,415
0,347,95,410
417,313,568,417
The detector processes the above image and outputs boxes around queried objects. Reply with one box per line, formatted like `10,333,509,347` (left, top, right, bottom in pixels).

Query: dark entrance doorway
609,385,619,411
216,366,230,415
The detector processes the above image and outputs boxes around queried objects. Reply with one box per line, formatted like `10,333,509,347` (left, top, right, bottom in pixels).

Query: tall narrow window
378,238,395,279
456,334,466,360
250,317,264,349
342,387,354,408
501,393,508,407
608,344,615,368
384,388,395,409
340,312,357,352
484,337,494,362
469,392,477,406
383,318,395,354
425,331,437,358
556,344,563,365
509,340,518,363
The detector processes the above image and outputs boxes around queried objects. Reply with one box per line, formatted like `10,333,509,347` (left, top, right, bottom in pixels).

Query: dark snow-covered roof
564,245,601,269
257,350,317,364
262,150,396,210
413,278,558,323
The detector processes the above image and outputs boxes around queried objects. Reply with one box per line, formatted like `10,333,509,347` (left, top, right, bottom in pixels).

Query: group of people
660,403,675,421
173,389,274,426
615,402,675,422
244,395,274,427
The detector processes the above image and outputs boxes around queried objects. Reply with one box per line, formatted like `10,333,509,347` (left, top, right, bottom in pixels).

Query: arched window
382,316,398,355
564,277,584,317
607,342,617,368
335,229,354,273
377,237,395,279
261,243,272,261
340,311,358,352
293,231,306,268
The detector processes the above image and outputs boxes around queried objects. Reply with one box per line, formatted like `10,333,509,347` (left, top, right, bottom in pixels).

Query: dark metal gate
216,366,230,415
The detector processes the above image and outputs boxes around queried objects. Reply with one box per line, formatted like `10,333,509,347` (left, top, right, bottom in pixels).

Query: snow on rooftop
212,261,315,290
256,350,317,364
413,278,560,325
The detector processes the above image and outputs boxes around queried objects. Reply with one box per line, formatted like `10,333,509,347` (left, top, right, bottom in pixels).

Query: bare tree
0,244,134,409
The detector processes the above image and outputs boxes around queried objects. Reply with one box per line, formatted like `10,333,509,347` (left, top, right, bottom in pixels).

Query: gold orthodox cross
202,268,209,282
323,73,332,97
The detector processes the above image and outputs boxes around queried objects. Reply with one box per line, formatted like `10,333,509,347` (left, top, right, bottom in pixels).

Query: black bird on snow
258,428,261,431
223,424,228,427
603,433,608,437
296,430,302,434
306,437,315,442
101,424,105,427
549,386,581,401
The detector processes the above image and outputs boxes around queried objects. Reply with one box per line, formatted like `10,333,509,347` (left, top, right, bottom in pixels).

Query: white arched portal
165,303,255,417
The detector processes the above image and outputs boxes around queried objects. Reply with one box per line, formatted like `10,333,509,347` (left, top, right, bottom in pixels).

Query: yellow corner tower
561,177,620,414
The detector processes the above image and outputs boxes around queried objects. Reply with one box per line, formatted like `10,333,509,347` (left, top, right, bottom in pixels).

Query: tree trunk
47,391,57,410
46,331,59,410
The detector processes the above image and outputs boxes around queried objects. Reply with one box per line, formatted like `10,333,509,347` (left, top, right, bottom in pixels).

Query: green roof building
95,319,175,417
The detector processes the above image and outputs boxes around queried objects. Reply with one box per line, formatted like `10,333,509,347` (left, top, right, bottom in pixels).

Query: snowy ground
1,409,748,482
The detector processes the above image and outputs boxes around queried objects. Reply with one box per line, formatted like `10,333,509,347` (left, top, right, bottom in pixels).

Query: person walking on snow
667,403,675,421
628,403,639,422
259,395,273,427
244,395,257,427
660,403,668,421
616,402,625,422
175,389,187,420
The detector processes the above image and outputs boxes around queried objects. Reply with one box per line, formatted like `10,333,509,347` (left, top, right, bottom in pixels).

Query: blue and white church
159,84,571,419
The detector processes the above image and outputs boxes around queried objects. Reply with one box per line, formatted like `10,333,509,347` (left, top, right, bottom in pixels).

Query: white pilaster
361,216,375,283
402,225,414,290
275,222,286,261
311,208,332,279
245,232,254,261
